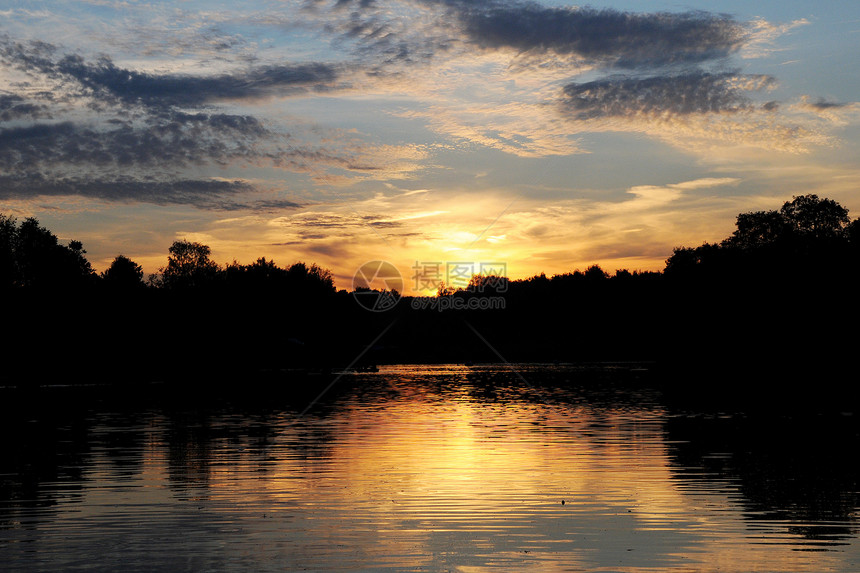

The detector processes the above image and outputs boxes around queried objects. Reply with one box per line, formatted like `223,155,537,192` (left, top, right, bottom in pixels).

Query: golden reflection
163,377,855,572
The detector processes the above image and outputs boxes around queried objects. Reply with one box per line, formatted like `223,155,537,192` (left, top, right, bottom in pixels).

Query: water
1,364,859,572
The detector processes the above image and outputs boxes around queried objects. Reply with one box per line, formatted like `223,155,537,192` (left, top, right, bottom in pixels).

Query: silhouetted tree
779,194,850,240
664,243,721,277
285,261,335,294
222,257,293,293
467,273,509,293
722,194,850,252
436,282,457,296
583,264,609,281
847,218,860,248
668,194,856,281
161,240,220,290
724,210,789,250
0,216,94,288
66,240,93,280
550,271,584,283
244,257,286,282
102,254,145,289
0,214,16,287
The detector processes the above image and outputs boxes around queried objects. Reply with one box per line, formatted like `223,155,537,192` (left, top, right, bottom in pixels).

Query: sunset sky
1,0,858,294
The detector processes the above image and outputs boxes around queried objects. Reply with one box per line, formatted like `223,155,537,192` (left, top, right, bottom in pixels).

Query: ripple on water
1,365,858,572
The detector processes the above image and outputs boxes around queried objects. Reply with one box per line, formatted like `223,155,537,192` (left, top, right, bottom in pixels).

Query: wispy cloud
561,72,776,119
310,1,749,70
0,31,429,208
310,1,839,158
0,113,270,171
0,36,342,108
0,93,52,120
0,1,853,216
0,174,256,209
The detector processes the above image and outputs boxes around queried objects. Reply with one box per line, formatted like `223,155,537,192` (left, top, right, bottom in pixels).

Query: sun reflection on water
1,365,857,572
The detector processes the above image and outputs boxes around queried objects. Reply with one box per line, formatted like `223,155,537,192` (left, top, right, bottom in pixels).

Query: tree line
0,215,335,294
664,194,860,281
2,193,859,403
3,193,859,293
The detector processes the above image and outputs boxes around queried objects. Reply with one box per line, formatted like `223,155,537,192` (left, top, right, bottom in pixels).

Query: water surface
2,364,858,571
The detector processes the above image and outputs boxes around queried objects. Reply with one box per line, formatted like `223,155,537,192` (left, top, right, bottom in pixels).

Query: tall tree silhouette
0,214,16,288
779,194,850,240
0,215,94,288
724,210,788,250
722,194,850,250
667,194,857,279
161,240,219,290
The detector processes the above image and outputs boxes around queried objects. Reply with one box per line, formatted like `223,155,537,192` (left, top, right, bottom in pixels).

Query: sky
1,0,859,294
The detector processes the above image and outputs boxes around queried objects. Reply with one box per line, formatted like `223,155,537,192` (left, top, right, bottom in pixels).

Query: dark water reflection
1,364,859,572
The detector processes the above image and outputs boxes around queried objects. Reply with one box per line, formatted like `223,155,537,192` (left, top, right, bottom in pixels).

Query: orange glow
157,368,854,571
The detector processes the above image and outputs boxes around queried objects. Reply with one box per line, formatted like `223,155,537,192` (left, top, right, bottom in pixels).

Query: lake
1,364,858,572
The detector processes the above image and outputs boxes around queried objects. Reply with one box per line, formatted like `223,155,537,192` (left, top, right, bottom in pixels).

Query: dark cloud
444,2,747,69
561,72,776,119
0,4,801,206
199,197,304,212
333,0,378,9
252,199,304,210
310,1,750,79
0,94,51,121
0,173,306,211
0,38,340,108
0,35,368,208
0,112,271,173
0,103,329,208
0,111,370,208
804,98,847,111
313,2,446,67
0,173,253,207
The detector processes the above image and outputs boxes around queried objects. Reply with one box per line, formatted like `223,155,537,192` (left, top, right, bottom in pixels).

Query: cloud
0,172,308,211
625,177,740,209
0,3,849,214
399,98,585,158
804,99,846,111
0,174,254,208
247,199,304,211
796,96,858,117
454,4,748,69
0,110,424,205
402,68,804,157
0,33,431,206
561,71,776,119
0,37,341,109
0,93,51,120
741,17,810,59
0,112,272,173
330,2,823,158
304,1,749,73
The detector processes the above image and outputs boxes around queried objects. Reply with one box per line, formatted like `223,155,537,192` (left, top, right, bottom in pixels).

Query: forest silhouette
2,194,858,406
